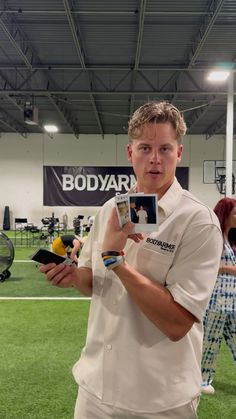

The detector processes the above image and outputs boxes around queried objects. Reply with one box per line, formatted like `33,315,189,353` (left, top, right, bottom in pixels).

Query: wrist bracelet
101,251,125,270
101,250,124,257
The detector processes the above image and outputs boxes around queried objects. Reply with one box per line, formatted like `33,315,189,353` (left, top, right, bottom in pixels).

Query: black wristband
101,251,122,257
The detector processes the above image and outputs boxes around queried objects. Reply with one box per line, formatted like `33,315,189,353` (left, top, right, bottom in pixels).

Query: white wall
0,132,234,229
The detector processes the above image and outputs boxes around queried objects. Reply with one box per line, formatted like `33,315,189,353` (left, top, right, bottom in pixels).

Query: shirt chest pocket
133,247,174,285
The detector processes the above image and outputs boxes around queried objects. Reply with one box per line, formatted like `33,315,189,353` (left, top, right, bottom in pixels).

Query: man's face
127,122,183,198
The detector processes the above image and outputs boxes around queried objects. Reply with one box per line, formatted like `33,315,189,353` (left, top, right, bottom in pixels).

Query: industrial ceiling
0,0,236,139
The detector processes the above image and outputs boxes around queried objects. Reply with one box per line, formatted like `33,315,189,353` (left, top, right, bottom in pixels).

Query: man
40,102,222,418
137,205,148,223
129,200,139,223
51,235,83,264
116,200,130,225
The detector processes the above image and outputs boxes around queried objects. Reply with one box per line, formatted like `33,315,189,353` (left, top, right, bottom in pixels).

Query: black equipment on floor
0,232,15,282
73,215,84,235
3,206,10,230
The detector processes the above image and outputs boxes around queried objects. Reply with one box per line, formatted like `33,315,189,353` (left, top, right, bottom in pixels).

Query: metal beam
63,0,104,135
65,71,84,90
171,0,225,106
187,104,212,131
130,0,147,116
160,71,179,92
47,94,80,138
189,0,226,66
134,0,146,71
0,1,74,133
0,70,16,90
0,107,28,137
138,70,157,91
16,69,38,90
0,65,228,72
185,72,202,91
89,94,104,137
0,71,35,130
63,0,86,69
0,91,56,138
1,7,233,17
205,112,226,139
111,70,132,91
225,72,234,197
0,16,33,70
0,89,230,96
5,94,24,111
186,97,217,131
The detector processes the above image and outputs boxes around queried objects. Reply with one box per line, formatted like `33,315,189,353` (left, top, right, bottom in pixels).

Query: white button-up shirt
73,178,222,413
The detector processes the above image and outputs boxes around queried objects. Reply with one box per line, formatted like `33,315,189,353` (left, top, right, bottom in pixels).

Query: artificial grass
1,242,235,418
0,246,83,298
0,300,89,419
0,261,81,298
198,341,236,418
0,301,235,419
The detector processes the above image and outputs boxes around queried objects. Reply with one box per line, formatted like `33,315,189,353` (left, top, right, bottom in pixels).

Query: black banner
43,166,189,206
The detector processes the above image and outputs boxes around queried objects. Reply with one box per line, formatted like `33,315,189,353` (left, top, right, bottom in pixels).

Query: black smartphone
31,248,73,265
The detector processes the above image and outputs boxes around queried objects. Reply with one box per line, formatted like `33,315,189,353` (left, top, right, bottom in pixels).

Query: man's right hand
39,263,93,296
39,262,79,288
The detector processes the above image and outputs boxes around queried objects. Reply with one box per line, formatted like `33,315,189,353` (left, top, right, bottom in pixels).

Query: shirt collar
129,177,183,218
158,177,183,217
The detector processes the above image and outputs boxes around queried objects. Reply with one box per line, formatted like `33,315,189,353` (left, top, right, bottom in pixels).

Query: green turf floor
0,299,235,418
198,342,236,418
0,240,235,418
0,300,89,419
0,245,83,298
0,261,82,298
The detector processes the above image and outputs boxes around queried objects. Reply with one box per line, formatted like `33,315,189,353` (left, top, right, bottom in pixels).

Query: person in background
137,205,148,223
39,101,222,419
116,201,130,226
201,197,236,395
52,235,83,264
129,200,139,223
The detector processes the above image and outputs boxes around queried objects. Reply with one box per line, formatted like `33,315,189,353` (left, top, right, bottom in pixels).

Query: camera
41,213,59,237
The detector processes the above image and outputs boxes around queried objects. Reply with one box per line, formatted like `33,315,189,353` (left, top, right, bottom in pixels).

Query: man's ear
177,144,183,163
127,143,132,162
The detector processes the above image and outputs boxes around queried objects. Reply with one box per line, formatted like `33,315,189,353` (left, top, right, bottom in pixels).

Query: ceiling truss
0,1,235,137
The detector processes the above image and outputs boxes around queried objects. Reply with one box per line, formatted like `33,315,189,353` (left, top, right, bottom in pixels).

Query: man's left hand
102,207,143,252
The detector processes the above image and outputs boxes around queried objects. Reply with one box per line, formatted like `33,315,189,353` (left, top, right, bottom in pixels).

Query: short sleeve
166,224,223,321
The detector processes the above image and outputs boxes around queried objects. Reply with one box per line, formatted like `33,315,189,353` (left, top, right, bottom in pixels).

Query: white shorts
74,387,199,419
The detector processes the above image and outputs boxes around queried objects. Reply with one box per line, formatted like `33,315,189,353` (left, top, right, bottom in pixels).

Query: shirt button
106,344,112,350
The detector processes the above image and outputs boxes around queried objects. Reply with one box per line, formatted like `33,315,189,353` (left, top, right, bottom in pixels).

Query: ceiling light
207,71,230,82
44,124,58,133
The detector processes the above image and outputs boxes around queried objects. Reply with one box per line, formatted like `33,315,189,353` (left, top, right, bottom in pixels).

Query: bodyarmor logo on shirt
146,237,176,252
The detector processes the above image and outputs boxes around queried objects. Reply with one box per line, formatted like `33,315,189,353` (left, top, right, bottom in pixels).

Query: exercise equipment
0,232,15,282
3,206,10,230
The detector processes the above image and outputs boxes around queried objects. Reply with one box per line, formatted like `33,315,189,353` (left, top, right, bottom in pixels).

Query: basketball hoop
215,167,235,195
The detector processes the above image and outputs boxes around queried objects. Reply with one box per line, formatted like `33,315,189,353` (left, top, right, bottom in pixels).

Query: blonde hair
128,101,187,144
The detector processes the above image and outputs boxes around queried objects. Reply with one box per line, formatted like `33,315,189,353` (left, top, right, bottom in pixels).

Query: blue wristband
101,254,125,270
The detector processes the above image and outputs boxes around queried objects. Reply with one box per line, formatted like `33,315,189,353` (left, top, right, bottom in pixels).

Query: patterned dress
201,239,236,385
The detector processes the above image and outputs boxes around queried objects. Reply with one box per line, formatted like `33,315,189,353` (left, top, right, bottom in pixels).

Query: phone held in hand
31,248,74,266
